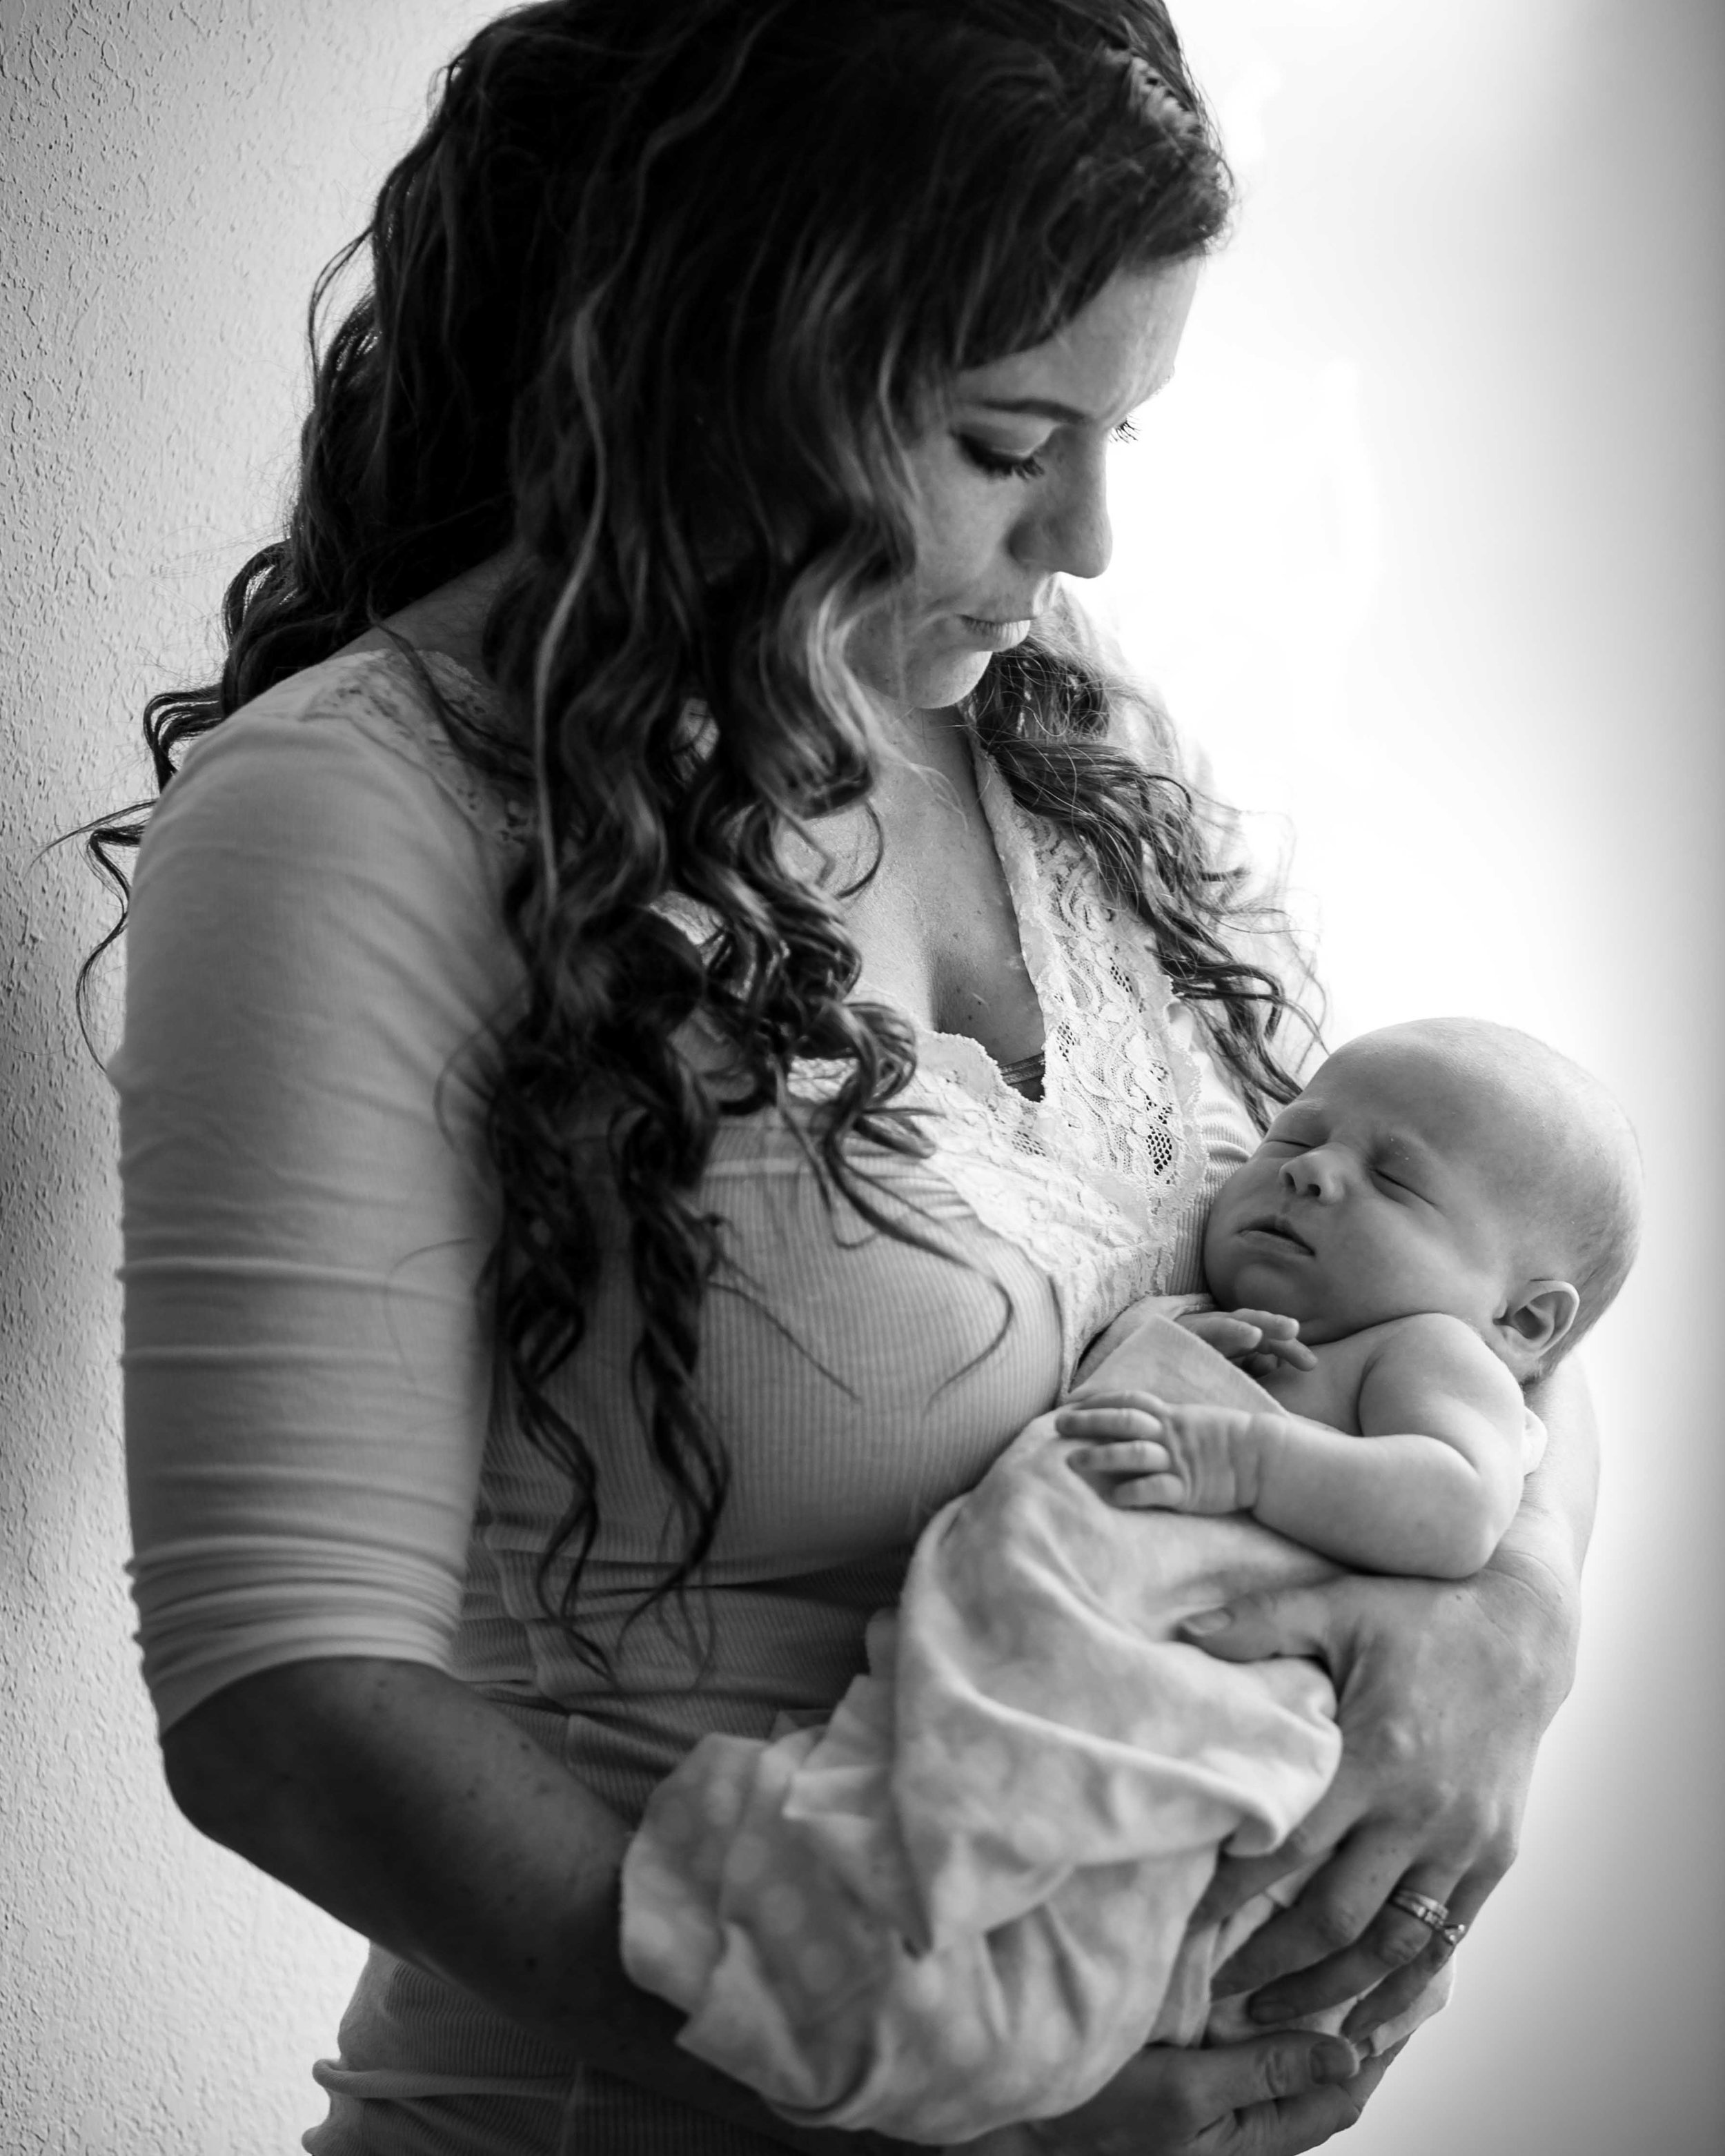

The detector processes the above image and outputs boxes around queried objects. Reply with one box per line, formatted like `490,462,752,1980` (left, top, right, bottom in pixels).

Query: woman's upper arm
114,697,518,1734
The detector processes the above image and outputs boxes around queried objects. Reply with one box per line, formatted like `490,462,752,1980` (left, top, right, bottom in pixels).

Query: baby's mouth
1240,1216,1314,1256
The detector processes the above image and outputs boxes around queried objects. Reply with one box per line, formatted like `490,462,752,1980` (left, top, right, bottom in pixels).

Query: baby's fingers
1055,1403,1164,1444
1067,1439,1172,1477
1231,1309,1317,1369
1181,1311,1271,1361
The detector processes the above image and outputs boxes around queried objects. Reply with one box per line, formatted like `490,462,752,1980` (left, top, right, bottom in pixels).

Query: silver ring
1387,1887,1467,1949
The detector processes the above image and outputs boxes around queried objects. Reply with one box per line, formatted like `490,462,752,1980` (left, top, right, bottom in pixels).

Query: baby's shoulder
1350,1313,1522,1417
1282,1314,1499,1429
1352,1310,1484,1355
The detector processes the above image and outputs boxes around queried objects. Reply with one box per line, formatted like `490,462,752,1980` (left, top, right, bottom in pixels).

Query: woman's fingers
1219,1846,1467,2022
1338,1923,1464,2044
966,2030,1405,2154
1028,2033,1366,2155
1334,1862,1497,2041
1223,2041,1400,2156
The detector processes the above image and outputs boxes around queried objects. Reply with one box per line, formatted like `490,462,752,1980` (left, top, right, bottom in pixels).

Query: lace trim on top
309,649,532,852
320,653,1212,1385
813,750,1208,1386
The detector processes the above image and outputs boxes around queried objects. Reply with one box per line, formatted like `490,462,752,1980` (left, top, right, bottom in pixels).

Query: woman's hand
1179,1360,1597,2044
949,2033,1399,2156
1180,1559,1575,2043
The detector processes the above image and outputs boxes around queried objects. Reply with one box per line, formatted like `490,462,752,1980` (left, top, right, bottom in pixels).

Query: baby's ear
1498,1278,1581,1369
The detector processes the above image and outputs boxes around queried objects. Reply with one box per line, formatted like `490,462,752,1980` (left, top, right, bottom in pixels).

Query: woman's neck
332,548,520,679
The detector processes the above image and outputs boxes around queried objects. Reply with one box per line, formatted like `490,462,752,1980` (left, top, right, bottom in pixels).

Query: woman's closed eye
958,418,1139,483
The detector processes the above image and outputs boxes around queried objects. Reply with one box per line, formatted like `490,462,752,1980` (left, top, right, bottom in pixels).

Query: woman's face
850,258,1200,713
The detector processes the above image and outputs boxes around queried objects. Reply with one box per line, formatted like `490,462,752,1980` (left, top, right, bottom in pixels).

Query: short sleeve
112,671,519,1732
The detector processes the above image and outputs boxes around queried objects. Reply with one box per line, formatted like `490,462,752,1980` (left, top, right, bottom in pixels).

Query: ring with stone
1387,1886,1466,1948
1388,1888,1466,1957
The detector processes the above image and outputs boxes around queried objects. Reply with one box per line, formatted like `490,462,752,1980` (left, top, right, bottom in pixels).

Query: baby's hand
1058,1392,1277,1515
1177,1306,1316,1378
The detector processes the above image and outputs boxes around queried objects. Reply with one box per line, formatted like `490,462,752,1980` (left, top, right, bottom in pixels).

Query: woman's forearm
161,1656,906,2155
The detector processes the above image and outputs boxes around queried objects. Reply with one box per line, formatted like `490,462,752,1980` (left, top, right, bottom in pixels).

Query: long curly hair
83,0,1314,1661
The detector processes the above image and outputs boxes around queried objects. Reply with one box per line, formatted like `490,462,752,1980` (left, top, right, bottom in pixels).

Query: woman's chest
482,1136,1066,1574
810,745,1044,1061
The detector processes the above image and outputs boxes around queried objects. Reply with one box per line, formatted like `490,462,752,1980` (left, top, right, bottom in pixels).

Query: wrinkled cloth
623,1317,1450,2144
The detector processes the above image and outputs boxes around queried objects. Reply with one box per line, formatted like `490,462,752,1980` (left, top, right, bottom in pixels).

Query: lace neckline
830,746,1209,1381
315,649,1211,1381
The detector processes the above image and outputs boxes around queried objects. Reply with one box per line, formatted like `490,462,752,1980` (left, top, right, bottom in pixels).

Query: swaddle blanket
622,1316,1443,2144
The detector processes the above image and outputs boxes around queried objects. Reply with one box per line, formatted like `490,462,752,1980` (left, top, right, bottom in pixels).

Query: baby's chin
1203,1264,1365,1347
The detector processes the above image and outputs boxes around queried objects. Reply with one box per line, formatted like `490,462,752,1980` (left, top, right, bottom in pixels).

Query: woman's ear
1497,1278,1581,1369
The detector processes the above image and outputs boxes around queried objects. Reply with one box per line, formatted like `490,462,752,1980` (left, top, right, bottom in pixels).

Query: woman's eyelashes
956,419,1139,483
958,435,1047,480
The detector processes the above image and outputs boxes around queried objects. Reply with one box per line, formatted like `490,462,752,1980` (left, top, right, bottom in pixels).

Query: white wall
0,4,497,2148
1,1,1718,2150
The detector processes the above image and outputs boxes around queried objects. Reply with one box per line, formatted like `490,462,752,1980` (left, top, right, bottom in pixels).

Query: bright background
1,1,1718,2149
1097,6,1724,2152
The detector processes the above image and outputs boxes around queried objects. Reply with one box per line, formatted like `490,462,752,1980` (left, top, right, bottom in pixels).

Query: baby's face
1203,1040,1525,1345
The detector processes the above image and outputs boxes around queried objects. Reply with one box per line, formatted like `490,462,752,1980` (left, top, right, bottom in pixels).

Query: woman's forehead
953,260,1200,423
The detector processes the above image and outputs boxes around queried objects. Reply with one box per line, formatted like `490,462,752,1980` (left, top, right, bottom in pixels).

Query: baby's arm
1060,1314,1529,1577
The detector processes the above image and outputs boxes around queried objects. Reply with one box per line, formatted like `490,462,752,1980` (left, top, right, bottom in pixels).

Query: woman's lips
956,615,1034,649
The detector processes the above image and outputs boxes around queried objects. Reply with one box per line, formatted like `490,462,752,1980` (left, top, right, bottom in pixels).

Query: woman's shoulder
127,648,529,1031
170,646,529,856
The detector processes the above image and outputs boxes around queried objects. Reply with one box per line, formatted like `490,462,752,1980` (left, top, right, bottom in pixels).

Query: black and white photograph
1,4,1719,2151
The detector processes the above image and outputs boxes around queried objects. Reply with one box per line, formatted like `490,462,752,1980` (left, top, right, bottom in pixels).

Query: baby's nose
1279,1149,1344,1201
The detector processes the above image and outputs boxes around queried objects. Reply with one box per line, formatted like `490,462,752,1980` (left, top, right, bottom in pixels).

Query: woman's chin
866,647,996,715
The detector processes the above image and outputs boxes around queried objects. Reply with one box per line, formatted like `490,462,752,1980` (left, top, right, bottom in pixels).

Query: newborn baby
1065,1014,1640,1578
622,1018,1639,2145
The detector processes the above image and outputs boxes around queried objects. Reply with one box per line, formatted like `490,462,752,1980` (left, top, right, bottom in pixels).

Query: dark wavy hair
83,0,1314,1662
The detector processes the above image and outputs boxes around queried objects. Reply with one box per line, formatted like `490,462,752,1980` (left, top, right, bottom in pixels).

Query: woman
99,3,1596,2150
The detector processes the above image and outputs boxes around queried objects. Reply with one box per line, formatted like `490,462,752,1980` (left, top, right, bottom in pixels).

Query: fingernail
1249,1993,1293,2024
1312,2039,1359,2085
1179,1608,1231,1638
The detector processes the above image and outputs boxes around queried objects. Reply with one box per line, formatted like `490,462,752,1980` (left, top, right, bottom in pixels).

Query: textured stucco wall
0,4,493,2148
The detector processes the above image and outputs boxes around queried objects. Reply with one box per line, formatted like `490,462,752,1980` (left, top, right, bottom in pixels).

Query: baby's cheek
1198,1215,1236,1298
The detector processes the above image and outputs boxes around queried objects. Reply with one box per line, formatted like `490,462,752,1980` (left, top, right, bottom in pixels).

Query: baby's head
1203,1018,1640,1381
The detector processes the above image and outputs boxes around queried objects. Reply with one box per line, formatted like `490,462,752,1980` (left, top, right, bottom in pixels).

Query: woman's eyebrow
972,368,1178,428
974,395,1094,424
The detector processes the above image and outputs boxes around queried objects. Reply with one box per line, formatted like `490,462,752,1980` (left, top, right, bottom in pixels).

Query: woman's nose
1279,1149,1344,1202
1017,439,1113,582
